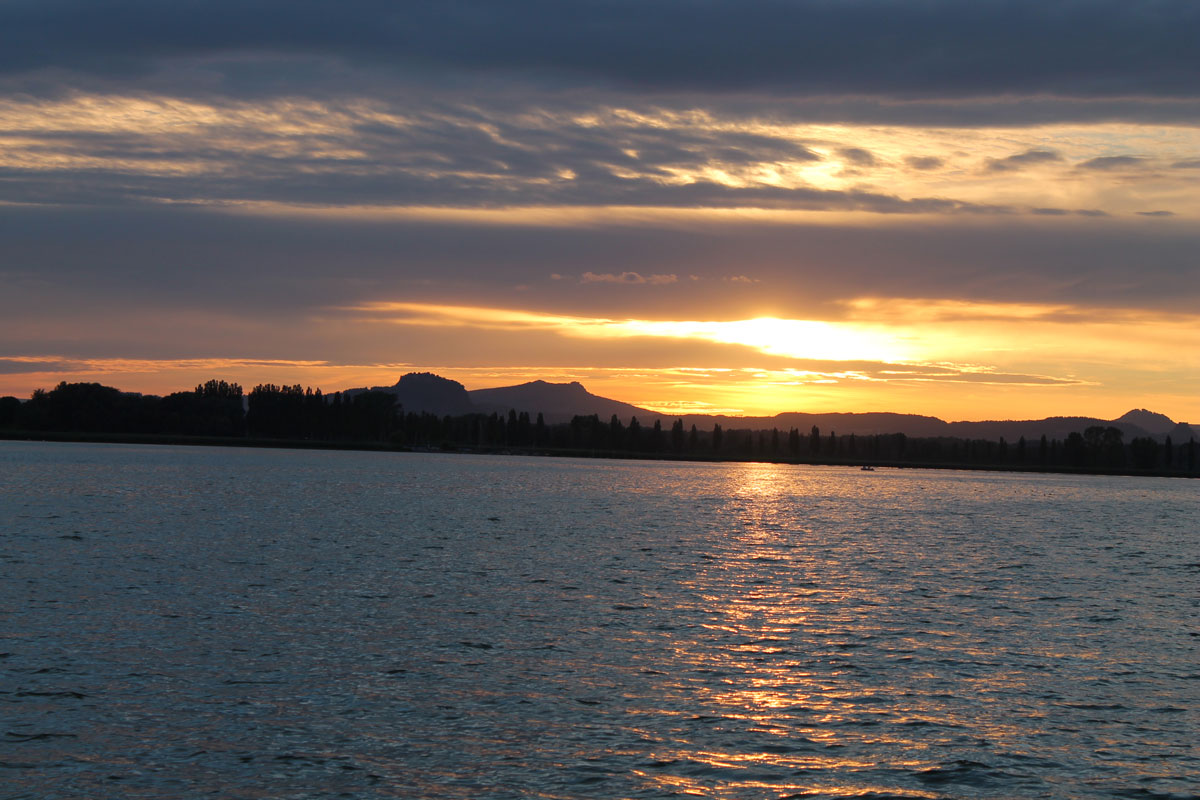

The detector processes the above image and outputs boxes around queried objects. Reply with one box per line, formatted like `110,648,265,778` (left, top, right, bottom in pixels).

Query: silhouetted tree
349,390,398,441
1082,425,1124,468
628,416,642,451
506,409,518,445
0,396,20,428
670,419,685,452
161,379,245,437
25,382,146,433
1064,431,1086,467
1129,437,1159,470
609,414,624,450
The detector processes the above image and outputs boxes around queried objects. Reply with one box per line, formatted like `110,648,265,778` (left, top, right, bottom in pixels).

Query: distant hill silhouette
767,411,950,438
338,373,1190,443
1115,408,1177,435
470,380,652,424
344,372,475,415
947,416,1152,442
1167,421,1198,441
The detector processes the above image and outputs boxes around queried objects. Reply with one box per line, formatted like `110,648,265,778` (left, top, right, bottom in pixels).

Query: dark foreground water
1,442,1197,799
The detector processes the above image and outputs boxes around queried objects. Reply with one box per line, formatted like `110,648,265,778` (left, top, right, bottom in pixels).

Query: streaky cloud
986,149,1062,172
1077,155,1148,170
581,272,678,285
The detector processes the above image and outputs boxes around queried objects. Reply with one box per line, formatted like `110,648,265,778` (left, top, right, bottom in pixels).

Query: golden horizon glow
6,294,1196,422
1,357,1193,423
349,301,912,362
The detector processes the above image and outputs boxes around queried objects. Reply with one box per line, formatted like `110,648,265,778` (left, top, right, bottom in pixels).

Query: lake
2,441,1197,799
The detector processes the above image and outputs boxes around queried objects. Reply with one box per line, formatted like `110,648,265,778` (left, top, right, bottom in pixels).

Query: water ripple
2,444,1198,798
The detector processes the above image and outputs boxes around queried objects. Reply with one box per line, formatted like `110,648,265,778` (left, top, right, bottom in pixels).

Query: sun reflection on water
620,462,1078,798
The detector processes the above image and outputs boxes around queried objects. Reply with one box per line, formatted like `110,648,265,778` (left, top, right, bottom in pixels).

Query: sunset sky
2,1,1198,421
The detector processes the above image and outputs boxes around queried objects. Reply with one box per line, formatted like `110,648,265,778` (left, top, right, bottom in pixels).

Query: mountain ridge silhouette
342,373,1193,442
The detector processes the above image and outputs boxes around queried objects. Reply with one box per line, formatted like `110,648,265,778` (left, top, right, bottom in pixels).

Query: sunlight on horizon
349,302,911,363
3,299,1198,422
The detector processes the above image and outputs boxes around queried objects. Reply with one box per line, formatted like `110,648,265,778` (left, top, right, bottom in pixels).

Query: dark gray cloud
905,156,944,171
3,205,1197,324
986,149,1062,172
0,359,76,375
839,147,877,167
1173,159,1200,168
1077,155,1148,170
0,162,1025,215
3,1,1199,112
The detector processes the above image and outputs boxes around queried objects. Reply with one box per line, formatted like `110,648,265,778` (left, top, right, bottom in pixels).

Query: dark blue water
2,442,1197,799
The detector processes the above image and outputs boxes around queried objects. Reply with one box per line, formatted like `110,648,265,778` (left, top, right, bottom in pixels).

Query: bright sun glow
615,317,910,362
348,303,910,363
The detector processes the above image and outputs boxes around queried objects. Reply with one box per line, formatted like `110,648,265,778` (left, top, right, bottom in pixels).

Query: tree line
2,380,1196,476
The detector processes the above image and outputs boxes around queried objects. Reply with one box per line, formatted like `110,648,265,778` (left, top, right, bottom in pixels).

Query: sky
2,0,1198,422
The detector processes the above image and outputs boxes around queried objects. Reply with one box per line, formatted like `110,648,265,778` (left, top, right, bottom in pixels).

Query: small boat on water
860,465,876,471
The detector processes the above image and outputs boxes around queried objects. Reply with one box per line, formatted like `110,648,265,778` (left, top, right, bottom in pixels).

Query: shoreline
4,430,1195,480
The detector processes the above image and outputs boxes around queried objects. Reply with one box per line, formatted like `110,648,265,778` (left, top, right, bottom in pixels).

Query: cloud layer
6,1,1200,105
2,0,1198,419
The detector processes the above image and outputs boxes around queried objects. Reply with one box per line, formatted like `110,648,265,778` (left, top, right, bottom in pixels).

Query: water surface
2,442,1197,798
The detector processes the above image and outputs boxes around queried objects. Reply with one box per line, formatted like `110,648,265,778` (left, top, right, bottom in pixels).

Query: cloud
0,358,77,375
4,204,1199,325
1077,155,1147,170
0,96,951,213
1172,159,1200,168
4,95,1197,219
0,355,338,378
905,155,944,170
986,149,1062,172
839,147,877,166
1136,210,1175,217
4,0,1200,112
580,272,677,285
